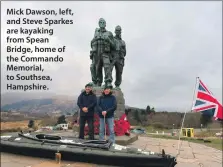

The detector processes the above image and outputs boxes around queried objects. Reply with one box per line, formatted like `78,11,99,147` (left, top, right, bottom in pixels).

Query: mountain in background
1,92,79,115
1,92,179,114
1,92,57,106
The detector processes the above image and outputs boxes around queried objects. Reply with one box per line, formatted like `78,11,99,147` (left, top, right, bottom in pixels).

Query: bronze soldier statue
90,50,97,85
111,25,126,89
90,18,115,87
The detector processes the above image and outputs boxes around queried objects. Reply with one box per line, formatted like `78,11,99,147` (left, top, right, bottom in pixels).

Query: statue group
90,18,126,89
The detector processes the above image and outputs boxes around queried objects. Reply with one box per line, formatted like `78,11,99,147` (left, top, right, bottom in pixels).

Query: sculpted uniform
91,27,115,86
90,50,97,85
111,27,126,88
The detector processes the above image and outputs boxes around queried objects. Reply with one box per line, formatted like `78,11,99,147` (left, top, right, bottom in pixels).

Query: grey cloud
1,1,222,111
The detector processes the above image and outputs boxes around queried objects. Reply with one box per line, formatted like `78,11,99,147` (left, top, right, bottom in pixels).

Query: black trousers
79,116,94,140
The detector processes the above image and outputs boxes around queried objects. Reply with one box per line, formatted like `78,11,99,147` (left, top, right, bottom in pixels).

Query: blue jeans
99,117,115,143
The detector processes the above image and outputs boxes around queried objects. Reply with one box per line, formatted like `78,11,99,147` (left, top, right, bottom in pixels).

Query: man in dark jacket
77,83,97,140
98,85,117,143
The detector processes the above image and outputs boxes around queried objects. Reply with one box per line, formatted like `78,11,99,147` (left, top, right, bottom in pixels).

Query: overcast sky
1,1,222,111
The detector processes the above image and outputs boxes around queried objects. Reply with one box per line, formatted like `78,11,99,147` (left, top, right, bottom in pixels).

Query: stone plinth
92,87,125,119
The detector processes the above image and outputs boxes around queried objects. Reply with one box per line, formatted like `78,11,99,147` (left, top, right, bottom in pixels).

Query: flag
192,78,223,120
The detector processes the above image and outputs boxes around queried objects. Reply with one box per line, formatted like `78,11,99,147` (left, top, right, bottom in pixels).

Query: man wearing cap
97,85,117,143
77,83,97,140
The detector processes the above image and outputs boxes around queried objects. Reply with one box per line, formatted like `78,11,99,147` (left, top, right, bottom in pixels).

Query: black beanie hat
104,85,113,90
85,82,93,88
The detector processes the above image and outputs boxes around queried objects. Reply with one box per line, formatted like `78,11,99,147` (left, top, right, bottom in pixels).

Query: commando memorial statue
111,25,126,90
89,18,126,118
90,18,115,87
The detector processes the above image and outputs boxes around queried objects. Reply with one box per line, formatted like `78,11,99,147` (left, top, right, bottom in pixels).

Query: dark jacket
77,91,97,117
97,92,117,118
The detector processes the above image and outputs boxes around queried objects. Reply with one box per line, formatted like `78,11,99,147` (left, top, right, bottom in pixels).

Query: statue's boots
97,82,102,87
92,82,97,86
102,83,113,89
115,85,121,90
101,84,106,89
106,83,113,89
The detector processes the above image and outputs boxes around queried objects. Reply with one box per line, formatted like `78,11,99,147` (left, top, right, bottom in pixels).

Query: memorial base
92,86,125,119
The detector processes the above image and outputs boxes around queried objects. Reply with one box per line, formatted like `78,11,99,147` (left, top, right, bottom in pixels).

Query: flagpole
190,77,199,112
176,76,199,156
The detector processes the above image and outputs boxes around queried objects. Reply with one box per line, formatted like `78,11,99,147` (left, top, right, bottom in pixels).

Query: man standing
77,83,97,140
111,25,126,89
98,85,117,143
90,18,115,87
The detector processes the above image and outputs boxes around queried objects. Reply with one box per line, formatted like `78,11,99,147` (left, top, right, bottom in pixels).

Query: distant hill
1,93,78,115
0,92,179,116
1,92,56,106
2,93,218,129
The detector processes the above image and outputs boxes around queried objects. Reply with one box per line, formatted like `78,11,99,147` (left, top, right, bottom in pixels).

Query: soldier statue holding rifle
90,18,115,87
90,19,126,89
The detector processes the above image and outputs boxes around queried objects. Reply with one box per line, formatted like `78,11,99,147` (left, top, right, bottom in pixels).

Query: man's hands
102,111,107,116
82,108,106,115
82,107,88,113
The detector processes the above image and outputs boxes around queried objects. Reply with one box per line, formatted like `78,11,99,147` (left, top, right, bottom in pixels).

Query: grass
202,139,223,150
144,126,172,133
1,120,41,133
136,125,223,150
145,133,223,150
